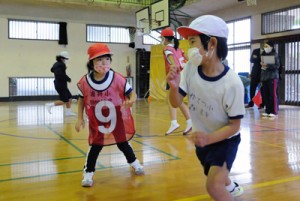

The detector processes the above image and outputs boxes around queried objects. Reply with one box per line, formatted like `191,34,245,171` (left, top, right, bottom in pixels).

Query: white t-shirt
179,62,245,137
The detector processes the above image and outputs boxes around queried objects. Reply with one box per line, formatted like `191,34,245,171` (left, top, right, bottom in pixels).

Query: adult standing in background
260,41,280,118
46,51,76,116
246,48,264,109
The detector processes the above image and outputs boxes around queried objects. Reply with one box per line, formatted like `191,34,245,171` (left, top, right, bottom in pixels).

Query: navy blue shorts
196,134,241,176
54,83,72,102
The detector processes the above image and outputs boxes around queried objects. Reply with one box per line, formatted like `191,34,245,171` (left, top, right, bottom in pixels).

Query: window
9,77,57,97
9,19,59,40
87,25,130,43
262,6,300,34
226,18,251,73
142,30,180,45
143,30,160,45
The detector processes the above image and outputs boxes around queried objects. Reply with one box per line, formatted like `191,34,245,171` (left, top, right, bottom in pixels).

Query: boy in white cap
167,15,245,200
75,43,144,187
46,51,76,116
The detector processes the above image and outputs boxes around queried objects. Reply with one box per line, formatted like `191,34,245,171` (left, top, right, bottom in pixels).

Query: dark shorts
54,82,72,102
196,134,241,176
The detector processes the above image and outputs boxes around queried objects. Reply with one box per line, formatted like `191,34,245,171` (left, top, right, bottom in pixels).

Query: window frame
261,5,300,35
8,19,59,41
86,24,131,44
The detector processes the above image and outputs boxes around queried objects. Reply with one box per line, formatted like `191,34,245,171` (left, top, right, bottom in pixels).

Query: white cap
58,51,70,59
177,15,228,39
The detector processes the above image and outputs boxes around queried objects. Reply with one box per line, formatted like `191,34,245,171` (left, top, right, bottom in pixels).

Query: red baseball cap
161,28,174,37
87,43,113,61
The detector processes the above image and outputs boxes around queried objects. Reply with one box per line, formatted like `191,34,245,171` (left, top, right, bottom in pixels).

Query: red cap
161,28,174,37
87,43,113,61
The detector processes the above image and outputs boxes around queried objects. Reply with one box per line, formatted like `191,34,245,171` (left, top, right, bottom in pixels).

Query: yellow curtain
149,40,189,101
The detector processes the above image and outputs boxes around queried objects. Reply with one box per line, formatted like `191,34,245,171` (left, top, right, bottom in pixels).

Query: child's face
93,55,111,74
187,35,210,66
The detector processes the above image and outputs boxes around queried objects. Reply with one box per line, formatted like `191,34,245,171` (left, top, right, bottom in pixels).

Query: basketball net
128,27,136,42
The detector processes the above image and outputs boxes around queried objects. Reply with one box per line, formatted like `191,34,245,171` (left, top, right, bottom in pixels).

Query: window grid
143,30,180,45
86,25,130,43
8,19,59,40
9,77,57,97
226,17,251,73
262,6,300,35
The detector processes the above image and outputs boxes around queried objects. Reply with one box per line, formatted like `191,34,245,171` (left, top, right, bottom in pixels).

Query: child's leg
206,163,234,201
116,141,136,163
84,145,103,172
117,141,144,175
82,145,103,187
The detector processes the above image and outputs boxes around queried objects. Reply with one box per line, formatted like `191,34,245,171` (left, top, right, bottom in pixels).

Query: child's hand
75,119,85,132
123,99,134,108
167,65,181,89
188,131,209,147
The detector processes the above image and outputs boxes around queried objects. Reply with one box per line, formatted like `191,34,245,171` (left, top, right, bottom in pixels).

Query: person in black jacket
246,48,264,109
260,41,280,118
46,51,76,116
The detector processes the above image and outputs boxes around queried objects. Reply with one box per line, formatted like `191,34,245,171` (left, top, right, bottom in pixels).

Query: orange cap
161,28,174,37
87,43,113,61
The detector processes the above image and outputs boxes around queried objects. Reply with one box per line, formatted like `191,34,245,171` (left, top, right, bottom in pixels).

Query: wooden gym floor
0,100,300,201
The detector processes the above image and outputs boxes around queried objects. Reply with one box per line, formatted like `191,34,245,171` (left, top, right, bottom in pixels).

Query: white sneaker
65,111,76,116
268,113,276,118
165,123,180,135
130,159,144,175
229,182,244,197
261,113,268,117
183,125,192,135
45,103,52,114
82,172,94,187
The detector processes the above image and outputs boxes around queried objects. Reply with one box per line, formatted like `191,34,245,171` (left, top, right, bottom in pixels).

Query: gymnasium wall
0,2,147,98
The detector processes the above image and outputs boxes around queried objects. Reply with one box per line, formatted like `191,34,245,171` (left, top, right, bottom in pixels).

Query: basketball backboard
135,7,150,35
150,0,170,30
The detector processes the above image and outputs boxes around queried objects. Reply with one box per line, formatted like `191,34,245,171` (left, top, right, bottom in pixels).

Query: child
167,15,245,200
161,27,192,135
46,51,76,116
75,43,144,187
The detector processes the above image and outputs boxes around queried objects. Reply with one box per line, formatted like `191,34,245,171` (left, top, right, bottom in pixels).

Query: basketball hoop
155,20,162,27
136,27,145,36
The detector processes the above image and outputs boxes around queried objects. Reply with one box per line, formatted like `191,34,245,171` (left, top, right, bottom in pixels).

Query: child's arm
167,65,184,108
191,119,241,147
123,91,137,108
75,97,85,132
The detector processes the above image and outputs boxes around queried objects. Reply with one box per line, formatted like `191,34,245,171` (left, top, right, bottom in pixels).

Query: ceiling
1,0,248,18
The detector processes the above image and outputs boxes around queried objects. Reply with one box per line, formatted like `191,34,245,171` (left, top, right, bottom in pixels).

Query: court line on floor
0,131,61,140
174,175,300,201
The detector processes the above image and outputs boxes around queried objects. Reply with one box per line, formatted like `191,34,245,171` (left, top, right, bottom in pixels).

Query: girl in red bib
161,28,192,136
75,43,144,187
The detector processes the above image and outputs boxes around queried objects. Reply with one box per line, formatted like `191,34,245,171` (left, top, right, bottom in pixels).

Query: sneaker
65,111,76,116
45,103,52,114
165,123,180,135
130,159,144,175
183,125,192,135
245,104,253,108
82,172,94,187
261,113,268,117
268,113,276,119
229,182,244,197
